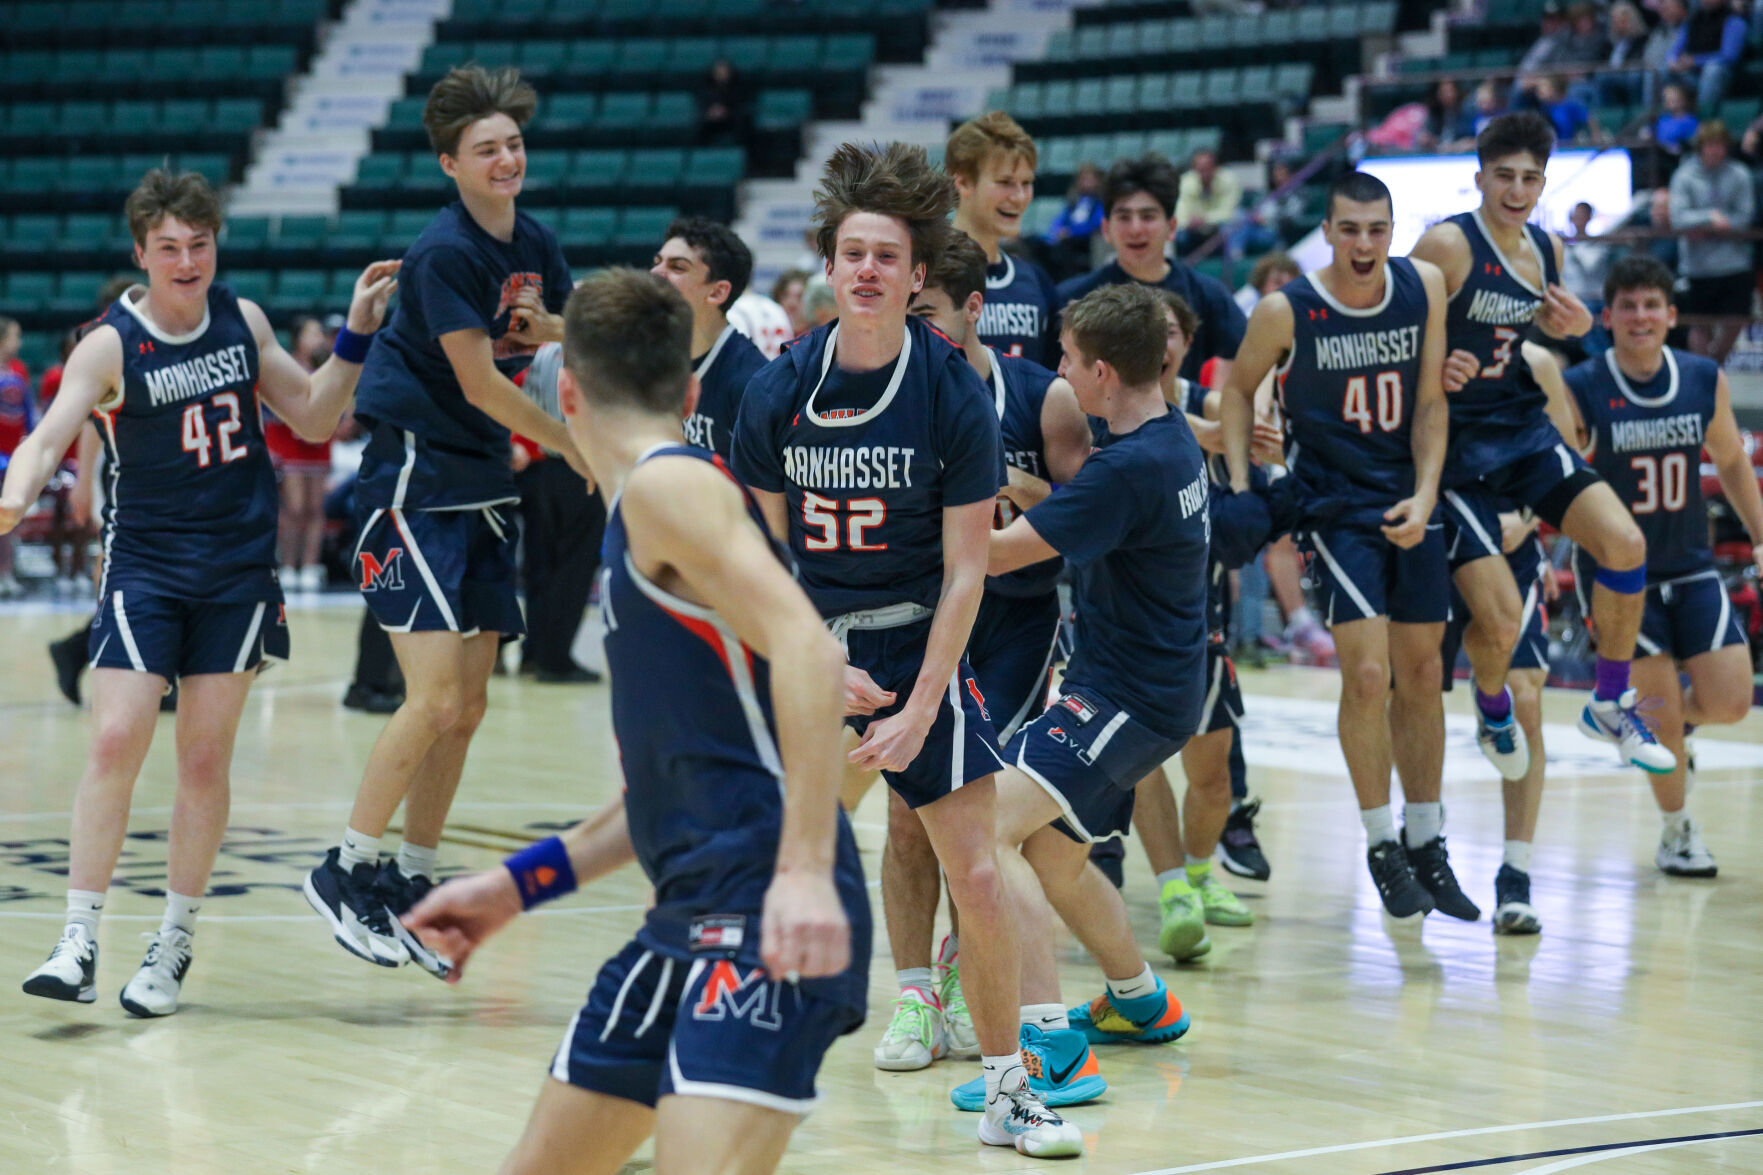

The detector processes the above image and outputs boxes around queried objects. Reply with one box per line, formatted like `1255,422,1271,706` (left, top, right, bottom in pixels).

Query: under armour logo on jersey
138,341,155,354
1483,263,1503,277
1308,308,1328,321
1609,398,1623,409
693,960,783,1030
358,548,406,592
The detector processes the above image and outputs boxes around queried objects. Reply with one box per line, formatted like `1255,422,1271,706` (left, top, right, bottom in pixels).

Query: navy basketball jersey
93,283,277,602
602,444,870,986
1566,347,1720,580
684,323,769,461
729,317,1005,618
1178,379,1230,639
1276,258,1430,524
354,200,573,510
988,350,1064,598
978,251,1059,365
1441,210,1563,482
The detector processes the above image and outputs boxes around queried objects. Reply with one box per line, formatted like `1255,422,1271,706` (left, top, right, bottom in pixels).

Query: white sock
1284,606,1316,634
397,841,438,882
1661,807,1690,834
339,827,380,873
897,967,934,996
161,891,201,936
65,889,104,937
935,934,958,968
1404,802,1443,847
1360,804,1397,846
1155,867,1185,888
1105,962,1157,1003
1020,1002,1069,1031
1502,840,1533,873
983,1053,1027,1104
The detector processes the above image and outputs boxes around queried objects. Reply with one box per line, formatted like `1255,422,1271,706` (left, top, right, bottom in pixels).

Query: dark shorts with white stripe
1006,685,1188,844
967,589,1062,744
89,588,288,681
553,938,864,1113
353,503,524,637
1441,573,1550,690
1443,441,1601,572
1572,557,1746,662
1302,514,1449,627
1197,642,1244,734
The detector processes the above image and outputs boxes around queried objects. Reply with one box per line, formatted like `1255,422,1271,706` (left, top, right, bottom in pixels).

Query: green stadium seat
12,159,63,192
61,214,113,250
1360,2,1398,35
273,270,328,311
1042,80,1075,116
5,272,56,313
718,36,769,74
561,206,618,247
213,98,263,134
1103,76,1136,117
1146,129,1185,160
1073,26,1106,60
823,34,875,69
329,210,387,250
471,40,521,70
614,206,677,248
684,147,744,187
421,44,462,76
610,39,669,83
1043,137,1080,175
1203,69,1240,106
156,48,202,80
1227,14,1261,49
648,92,698,133
249,45,299,78
161,99,208,130
1019,196,1062,239
1262,10,1295,46
1294,8,1326,41
354,154,406,189
386,209,435,248
179,154,231,188
524,207,564,236
628,148,686,188
277,216,329,250
568,39,619,79
663,38,720,81
570,150,629,191
1074,133,1111,169
542,92,599,133
225,218,273,250
754,89,812,130
1273,63,1313,100
1042,31,1074,60
199,46,248,78
58,101,109,138
767,36,821,79
522,148,572,195
1170,72,1204,110
598,91,651,132
52,271,108,315
519,41,568,82
1072,79,1105,119
1139,21,1175,56
1326,6,1359,38
1011,83,1046,121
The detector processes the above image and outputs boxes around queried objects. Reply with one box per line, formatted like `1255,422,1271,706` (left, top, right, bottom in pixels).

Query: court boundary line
1372,1127,1763,1174
1124,1100,1763,1174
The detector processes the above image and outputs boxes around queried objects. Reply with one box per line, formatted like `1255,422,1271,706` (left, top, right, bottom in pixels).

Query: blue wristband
332,325,374,365
505,836,579,910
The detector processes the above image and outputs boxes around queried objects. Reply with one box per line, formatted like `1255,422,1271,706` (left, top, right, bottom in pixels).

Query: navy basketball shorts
1006,686,1188,844
967,590,1062,744
1303,517,1449,627
1440,481,1506,572
353,504,524,638
1441,575,1549,690
1637,570,1747,661
90,588,289,681
843,621,1005,809
1196,643,1243,735
552,940,863,1113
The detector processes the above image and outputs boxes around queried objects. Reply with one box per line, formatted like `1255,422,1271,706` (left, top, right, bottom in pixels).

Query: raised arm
1706,369,1763,578
1220,291,1292,492
1521,340,1587,450
249,260,399,442
1038,376,1093,485
0,326,121,534
439,329,590,479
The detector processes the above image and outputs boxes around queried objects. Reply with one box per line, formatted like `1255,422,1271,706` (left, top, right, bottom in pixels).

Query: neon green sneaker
934,935,979,1059
873,986,946,1071
1157,878,1211,961
1195,873,1254,926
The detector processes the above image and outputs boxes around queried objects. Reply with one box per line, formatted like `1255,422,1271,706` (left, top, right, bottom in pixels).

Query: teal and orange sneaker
1069,978,1190,1045
950,1023,1107,1110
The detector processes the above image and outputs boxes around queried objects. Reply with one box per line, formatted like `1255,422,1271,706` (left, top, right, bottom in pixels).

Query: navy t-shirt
354,201,572,509
1023,410,1210,738
978,251,1061,367
684,323,769,461
1056,260,1246,382
730,317,1005,617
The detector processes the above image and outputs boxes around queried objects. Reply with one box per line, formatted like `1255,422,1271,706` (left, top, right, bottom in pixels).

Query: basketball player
1557,255,1763,876
402,269,869,1175
650,216,768,461
304,65,587,977
952,283,1203,1114
730,142,1079,1157
1410,112,1668,782
864,230,1089,1073
3,168,397,1015
1220,171,1477,923
1055,154,1246,389
946,111,1060,365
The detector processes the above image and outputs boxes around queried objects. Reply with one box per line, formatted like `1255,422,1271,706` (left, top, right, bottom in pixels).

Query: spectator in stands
1671,119,1755,360
1518,2,1608,98
1642,185,1682,272
1,318,24,382
1535,75,1597,142
38,326,97,596
1234,249,1301,317
697,58,748,148
1654,81,1701,152
266,316,337,594
1423,79,1474,150
1564,200,1616,353
771,268,811,338
1227,157,1305,260
1452,82,1507,151
802,274,837,329
1174,148,1241,254
1599,2,1655,103
1738,109,1763,162
1645,0,1690,91
1056,153,1247,386
1667,0,1748,114
0,317,36,599
790,224,820,273
1042,162,1105,281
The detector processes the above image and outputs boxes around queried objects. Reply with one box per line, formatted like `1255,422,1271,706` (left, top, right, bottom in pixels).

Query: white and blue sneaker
977,1080,1084,1158
1579,689,1675,774
304,847,409,967
1656,818,1717,878
950,1024,1106,1110
1474,692,1529,781
22,924,97,1003
120,928,193,1017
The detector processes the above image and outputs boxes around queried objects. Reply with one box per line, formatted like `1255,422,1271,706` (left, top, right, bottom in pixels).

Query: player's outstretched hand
1442,348,1480,393
505,286,565,348
1537,284,1593,340
0,497,24,536
848,710,929,773
401,867,523,985
760,868,850,982
1380,495,1432,549
843,665,895,717
347,260,401,335
1251,416,1285,466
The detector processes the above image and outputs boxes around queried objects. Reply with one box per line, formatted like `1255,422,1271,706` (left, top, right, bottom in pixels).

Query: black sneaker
342,683,403,714
1088,837,1126,889
377,860,452,979
532,663,603,684
303,847,408,967
1366,840,1434,922
1492,864,1541,935
48,632,86,706
159,682,178,713
1405,834,1481,922
1219,799,1270,881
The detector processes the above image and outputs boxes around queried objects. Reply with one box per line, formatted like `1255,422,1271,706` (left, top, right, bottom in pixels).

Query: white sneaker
934,937,979,1060
120,928,193,1017
1473,688,1529,781
297,565,323,592
279,565,299,589
873,986,946,1071
1656,818,1717,878
22,924,98,1003
1579,689,1676,774
978,1082,1085,1158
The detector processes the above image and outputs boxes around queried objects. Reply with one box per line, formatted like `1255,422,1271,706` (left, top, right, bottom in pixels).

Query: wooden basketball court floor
1,601,1760,1174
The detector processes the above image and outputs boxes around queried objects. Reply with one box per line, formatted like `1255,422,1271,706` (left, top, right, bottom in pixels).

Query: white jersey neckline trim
986,252,1016,290
803,323,911,427
1301,265,1396,318
694,323,736,377
1605,346,1680,409
1468,209,1547,300
120,285,211,345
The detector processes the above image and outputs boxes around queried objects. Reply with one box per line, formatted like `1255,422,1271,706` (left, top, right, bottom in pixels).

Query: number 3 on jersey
1342,371,1404,434
181,391,249,468
803,493,887,551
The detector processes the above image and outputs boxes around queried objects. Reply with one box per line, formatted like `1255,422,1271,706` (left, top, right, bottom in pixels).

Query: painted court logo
358,548,405,592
